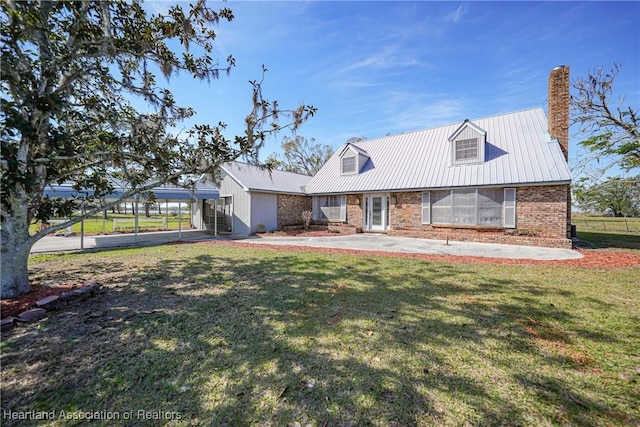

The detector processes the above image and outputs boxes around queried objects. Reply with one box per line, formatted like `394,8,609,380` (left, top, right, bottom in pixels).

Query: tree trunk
1,202,35,298
144,202,151,217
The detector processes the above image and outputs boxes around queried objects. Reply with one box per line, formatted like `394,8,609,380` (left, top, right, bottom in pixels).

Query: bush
301,210,312,231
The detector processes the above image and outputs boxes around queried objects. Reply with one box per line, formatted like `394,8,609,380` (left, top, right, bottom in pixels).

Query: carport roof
43,182,219,200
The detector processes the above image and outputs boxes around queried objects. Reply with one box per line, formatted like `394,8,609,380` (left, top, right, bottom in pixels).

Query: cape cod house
193,66,572,248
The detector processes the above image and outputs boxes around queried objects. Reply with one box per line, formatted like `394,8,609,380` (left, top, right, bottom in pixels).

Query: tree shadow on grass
1,245,635,426
576,230,640,250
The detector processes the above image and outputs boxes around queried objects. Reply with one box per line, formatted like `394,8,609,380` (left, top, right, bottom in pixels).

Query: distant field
572,213,640,233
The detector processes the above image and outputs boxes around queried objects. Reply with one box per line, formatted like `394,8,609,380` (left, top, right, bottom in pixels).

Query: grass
572,214,640,250
2,244,639,426
572,213,640,233
30,213,191,235
577,229,640,251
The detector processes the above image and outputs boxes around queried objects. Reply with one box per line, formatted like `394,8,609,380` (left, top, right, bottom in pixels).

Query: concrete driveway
31,230,582,261
240,233,582,260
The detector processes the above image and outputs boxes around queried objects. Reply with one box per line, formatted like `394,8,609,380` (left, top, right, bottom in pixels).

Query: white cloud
444,4,469,24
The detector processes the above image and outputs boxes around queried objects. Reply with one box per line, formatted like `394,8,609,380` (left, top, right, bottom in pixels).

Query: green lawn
1,244,639,426
573,213,640,233
31,213,192,235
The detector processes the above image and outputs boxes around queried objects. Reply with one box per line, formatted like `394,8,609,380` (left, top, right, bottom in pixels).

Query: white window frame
429,188,510,227
453,138,480,164
313,195,347,222
421,192,431,224
341,156,356,175
503,188,516,228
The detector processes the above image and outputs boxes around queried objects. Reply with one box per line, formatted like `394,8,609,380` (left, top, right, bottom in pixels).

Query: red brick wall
514,185,570,238
277,194,311,228
346,194,363,228
548,66,570,161
548,66,572,236
385,187,571,248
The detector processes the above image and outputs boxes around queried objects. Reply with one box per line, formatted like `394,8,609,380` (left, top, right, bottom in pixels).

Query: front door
364,194,388,231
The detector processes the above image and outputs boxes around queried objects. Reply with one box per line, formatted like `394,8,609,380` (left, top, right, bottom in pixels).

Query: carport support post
178,200,182,239
214,200,218,237
165,200,169,230
80,201,85,250
134,194,139,242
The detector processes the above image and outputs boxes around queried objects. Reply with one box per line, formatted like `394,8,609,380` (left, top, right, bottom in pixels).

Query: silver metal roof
305,108,571,194
44,181,219,200
222,162,312,195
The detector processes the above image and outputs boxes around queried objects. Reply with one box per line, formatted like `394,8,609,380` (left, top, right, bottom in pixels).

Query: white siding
250,192,278,233
191,201,204,230
220,171,251,235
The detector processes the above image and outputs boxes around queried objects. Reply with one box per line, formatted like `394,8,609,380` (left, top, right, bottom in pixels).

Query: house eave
305,180,571,196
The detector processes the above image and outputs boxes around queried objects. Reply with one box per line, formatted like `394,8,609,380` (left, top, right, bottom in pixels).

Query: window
503,188,516,228
454,138,479,163
421,192,430,224
342,156,356,174
313,195,346,221
428,188,506,226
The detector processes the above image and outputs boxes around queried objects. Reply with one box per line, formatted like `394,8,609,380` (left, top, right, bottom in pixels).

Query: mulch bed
203,240,640,269
1,283,80,319
3,233,638,320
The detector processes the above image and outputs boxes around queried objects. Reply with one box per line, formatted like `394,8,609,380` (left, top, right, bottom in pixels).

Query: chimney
548,65,570,160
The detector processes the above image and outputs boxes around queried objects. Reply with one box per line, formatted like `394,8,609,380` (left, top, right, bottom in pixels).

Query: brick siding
306,186,571,248
277,194,311,228
385,187,571,248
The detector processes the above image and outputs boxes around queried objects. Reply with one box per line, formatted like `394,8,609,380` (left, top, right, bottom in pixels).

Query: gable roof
448,119,487,141
304,108,571,195
339,143,369,157
221,161,312,195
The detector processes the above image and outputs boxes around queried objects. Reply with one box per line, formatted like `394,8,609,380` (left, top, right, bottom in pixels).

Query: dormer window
339,143,369,175
342,156,356,174
449,120,486,165
455,138,479,162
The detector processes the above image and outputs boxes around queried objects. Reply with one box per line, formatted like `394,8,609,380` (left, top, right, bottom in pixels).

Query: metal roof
305,108,572,194
44,181,219,200
221,162,312,195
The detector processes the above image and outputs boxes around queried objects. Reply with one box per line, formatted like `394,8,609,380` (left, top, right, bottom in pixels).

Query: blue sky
147,1,639,178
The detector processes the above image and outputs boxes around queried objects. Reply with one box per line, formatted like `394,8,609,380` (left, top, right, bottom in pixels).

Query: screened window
454,138,479,163
342,156,356,174
429,188,504,226
313,195,347,221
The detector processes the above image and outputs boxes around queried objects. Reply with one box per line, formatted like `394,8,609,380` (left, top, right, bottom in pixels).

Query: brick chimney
548,65,570,160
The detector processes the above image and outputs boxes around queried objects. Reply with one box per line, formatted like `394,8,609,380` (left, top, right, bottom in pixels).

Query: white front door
364,194,388,231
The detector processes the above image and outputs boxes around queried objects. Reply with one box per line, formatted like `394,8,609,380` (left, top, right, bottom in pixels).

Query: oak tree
1,0,314,297
266,135,332,176
572,63,639,179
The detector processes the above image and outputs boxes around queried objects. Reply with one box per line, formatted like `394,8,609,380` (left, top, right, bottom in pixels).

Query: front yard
1,243,639,426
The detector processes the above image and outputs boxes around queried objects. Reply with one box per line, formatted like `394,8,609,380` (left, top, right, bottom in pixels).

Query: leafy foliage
266,135,332,175
572,64,639,178
1,0,315,233
0,0,315,297
573,176,640,217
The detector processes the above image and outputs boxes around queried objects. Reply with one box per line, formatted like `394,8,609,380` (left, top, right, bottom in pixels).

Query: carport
43,181,219,249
